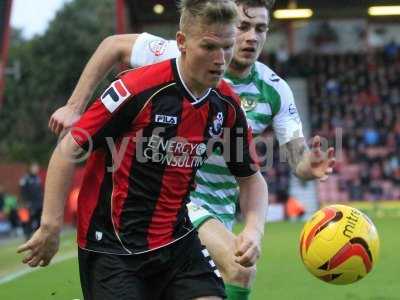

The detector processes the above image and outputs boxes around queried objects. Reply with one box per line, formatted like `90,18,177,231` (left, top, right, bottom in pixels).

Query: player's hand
307,135,336,181
234,227,262,267
17,226,60,267
49,105,81,135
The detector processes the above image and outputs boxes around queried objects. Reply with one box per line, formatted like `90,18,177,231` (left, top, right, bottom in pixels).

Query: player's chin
207,76,223,87
234,56,255,68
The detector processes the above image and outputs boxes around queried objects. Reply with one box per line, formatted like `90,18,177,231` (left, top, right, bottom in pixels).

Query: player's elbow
100,35,127,61
100,35,116,50
54,133,84,164
102,34,140,65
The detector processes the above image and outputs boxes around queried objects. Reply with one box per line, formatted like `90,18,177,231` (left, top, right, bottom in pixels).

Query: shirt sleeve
130,32,180,68
272,80,304,145
225,105,258,178
71,77,137,151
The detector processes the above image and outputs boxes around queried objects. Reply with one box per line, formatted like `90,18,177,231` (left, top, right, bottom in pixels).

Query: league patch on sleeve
149,39,168,56
100,79,131,113
288,103,298,115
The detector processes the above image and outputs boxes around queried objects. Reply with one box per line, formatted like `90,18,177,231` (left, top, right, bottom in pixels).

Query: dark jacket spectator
19,162,43,237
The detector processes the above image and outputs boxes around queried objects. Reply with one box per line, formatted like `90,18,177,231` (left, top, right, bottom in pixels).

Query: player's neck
177,58,209,98
227,60,252,79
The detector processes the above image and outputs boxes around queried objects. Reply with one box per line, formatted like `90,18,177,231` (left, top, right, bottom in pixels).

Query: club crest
209,112,224,137
240,95,257,112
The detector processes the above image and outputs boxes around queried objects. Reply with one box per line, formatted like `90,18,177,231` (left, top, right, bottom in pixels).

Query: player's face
232,5,269,69
178,22,236,92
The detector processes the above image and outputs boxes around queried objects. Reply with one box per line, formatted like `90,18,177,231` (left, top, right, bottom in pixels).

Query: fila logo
155,114,177,125
101,79,131,113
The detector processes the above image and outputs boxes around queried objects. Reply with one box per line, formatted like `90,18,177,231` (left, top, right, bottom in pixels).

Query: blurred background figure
0,184,19,237
0,185,6,234
277,189,305,221
0,185,4,212
3,188,19,236
19,162,43,238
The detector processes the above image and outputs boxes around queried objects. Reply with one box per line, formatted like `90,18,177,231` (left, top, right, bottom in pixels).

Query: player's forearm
66,35,132,112
283,137,314,180
40,136,77,232
294,153,316,180
238,172,268,237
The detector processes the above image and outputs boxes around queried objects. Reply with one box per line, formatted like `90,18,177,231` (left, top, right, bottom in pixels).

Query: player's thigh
197,218,237,273
78,248,148,300
163,232,225,300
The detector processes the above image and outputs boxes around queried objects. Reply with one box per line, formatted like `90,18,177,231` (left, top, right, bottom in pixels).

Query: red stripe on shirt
112,103,153,233
114,80,128,97
71,100,112,147
77,150,106,248
120,60,174,96
147,99,209,249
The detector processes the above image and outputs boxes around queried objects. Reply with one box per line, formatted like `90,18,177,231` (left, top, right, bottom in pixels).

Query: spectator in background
0,186,20,236
363,126,380,146
276,43,289,75
19,162,43,237
4,193,19,236
277,189,305,221
0,185,4,212
0,185,5,225
384,39,398,59
18,206,31,240
348,178,364,201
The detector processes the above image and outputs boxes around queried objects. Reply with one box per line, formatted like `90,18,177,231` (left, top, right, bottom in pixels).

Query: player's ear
176,31,186,54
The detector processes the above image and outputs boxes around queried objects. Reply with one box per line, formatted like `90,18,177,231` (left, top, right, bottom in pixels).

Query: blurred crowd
267,41,400,203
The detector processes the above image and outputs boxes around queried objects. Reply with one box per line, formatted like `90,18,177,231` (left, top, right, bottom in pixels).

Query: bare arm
283,137,308,176
49,34,139,134
66,34,137,111
282,136,335,181
235,171,268,267
17,133,81,267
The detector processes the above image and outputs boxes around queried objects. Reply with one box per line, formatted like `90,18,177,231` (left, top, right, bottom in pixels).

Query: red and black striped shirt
71,59,256,255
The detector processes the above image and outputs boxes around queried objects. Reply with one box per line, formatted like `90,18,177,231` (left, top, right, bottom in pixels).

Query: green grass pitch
0,217,399,300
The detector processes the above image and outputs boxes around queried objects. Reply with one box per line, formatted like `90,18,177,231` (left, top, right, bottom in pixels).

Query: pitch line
0,251,77,285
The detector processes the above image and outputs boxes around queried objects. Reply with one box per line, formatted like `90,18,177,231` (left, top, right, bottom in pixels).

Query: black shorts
78,231,226,300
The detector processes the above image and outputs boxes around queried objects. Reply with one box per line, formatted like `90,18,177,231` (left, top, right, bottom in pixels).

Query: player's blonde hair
235,0,275,10
178,0,238,33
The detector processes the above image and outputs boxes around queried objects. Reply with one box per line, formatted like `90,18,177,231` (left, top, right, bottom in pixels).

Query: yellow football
299,205,380,284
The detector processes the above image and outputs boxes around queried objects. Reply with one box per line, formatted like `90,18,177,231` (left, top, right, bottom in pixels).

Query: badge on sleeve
101,79,131,113
149,39,168,56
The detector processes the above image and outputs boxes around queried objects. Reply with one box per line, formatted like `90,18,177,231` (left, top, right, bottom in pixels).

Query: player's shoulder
118,59,175,95
214,80,246,127
215,79,241,107
254,61,293,97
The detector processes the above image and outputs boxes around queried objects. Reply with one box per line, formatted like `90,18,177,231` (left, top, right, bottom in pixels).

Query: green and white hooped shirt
132,33,304,230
